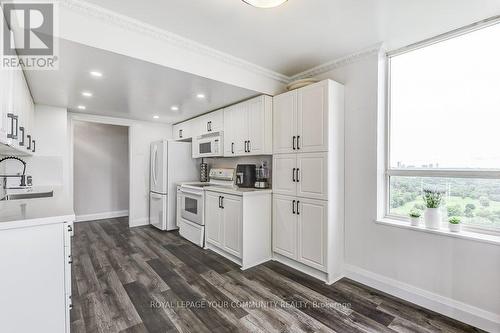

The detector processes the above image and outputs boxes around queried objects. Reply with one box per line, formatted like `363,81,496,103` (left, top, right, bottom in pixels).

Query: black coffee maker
236,164,256,188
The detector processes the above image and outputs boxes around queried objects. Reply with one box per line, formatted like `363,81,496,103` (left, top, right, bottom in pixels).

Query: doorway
73,120,129,222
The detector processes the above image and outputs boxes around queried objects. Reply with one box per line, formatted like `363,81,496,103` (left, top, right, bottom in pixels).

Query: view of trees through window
388,22,500,232
390,177,500,230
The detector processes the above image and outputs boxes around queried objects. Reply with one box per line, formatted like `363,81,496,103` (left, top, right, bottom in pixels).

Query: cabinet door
273,90,297,154
247,96,272,155
272,154,297,197
297,198,327,271
297,82,329,152
272,195,297,259
222,194,242,258
233,103,248,156
205,192,223,246
208,109,224,133
173,123,184,140
223,106,236,156
296,153,328,200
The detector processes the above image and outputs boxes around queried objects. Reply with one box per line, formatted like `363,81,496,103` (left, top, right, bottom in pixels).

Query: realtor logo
1,2,59,70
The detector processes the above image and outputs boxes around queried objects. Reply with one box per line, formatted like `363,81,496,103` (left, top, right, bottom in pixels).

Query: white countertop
204,186,272,197
0,187,75,231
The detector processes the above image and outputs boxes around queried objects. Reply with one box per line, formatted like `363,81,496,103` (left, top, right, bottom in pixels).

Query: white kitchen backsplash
198,155,272,186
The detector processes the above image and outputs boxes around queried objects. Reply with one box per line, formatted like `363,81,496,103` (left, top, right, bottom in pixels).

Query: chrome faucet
0,156,30,188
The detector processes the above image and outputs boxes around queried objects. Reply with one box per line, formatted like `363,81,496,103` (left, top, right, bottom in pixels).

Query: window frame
384,18,500,236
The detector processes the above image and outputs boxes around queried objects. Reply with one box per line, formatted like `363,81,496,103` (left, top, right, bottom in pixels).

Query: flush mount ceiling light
81,91,93,97
171,106,179,111
153,115,160,119
196,93,206,99
90,71,103,78
77,105,86,110
242,0,287,8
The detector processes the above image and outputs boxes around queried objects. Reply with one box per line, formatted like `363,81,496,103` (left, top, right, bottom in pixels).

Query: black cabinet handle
7,114,18,139
296,168,300,182
218,196,222,208
292,168,296,182
292,136,296,150
32,140,36,153
296,201,300,215
13,115,18,139
231,142,234,154
244,140,248,152
221,196,224,209
179,129,183,138
297,135,301,150
27,135,32,150
19,127,25,146
247,140,251,152
209,121,212,132
292,200,296,214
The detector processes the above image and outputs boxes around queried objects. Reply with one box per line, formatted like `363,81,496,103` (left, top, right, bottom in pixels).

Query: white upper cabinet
273,81,331,154
198,109,223,136
173,117,198,141
297,82,329,153
0,67,35,156
273,90,297,154
223,95,272,157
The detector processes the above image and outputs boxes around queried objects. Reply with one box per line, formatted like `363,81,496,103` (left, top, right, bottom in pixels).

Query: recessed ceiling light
170,106,179,111
153,115,160,119
77,105,86,110
196,93,206,99
90,71,103,78
242,0,287,8
81,91,93,97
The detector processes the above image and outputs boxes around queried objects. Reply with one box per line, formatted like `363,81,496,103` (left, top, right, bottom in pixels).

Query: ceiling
84,0,500,76
24,39,258,123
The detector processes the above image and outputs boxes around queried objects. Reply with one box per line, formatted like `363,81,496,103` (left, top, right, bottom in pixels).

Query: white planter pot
449,223,461,232
410,217,420,226
424,208,442,229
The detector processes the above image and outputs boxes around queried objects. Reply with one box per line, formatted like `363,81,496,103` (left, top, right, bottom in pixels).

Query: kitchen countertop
0,187,75,231
204,186,272,196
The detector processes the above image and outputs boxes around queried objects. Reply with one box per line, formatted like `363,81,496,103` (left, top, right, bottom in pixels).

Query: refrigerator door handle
152,146,158,186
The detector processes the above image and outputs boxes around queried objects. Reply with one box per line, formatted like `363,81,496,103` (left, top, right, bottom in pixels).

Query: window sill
375,218,500,246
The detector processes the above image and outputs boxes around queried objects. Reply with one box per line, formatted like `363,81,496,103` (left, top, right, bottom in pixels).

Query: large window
387,21,500,233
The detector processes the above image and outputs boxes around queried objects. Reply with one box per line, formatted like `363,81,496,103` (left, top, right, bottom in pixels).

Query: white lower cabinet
297,198,327,271
272,194,297,259
0,221,73,333
273,195,327,272
205,189,272,269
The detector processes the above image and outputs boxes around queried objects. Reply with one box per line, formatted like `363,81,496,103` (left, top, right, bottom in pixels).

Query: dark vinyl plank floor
71,218,484,333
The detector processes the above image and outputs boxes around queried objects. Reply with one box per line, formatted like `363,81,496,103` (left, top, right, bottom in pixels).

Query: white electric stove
177,168,235,247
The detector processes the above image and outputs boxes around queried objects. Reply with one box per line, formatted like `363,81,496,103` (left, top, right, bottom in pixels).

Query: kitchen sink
1,191,54,201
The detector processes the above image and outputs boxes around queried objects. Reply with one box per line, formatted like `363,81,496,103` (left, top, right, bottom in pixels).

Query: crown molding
289,42,385,81
60,0,290,84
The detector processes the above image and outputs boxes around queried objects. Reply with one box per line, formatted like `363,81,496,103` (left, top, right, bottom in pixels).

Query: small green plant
422,189,445,208
449,216,461,224
409,209,421,218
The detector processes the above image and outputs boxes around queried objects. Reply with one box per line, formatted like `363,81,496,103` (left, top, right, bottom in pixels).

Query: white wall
313,53,500,330
73,121,129,220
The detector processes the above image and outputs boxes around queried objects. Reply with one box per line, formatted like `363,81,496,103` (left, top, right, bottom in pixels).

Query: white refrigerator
150,140,198,230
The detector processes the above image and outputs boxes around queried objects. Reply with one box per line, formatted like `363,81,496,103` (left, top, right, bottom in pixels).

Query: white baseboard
344,264,500,333
75,210,128,222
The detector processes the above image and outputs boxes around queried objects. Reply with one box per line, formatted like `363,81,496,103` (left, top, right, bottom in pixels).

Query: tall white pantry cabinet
272,79,345,284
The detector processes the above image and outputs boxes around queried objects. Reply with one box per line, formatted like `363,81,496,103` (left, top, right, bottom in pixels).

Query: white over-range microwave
192,132,224,158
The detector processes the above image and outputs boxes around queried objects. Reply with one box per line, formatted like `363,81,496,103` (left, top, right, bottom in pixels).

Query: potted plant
422,188,445,229
448,216,461,232
409,209,421,226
